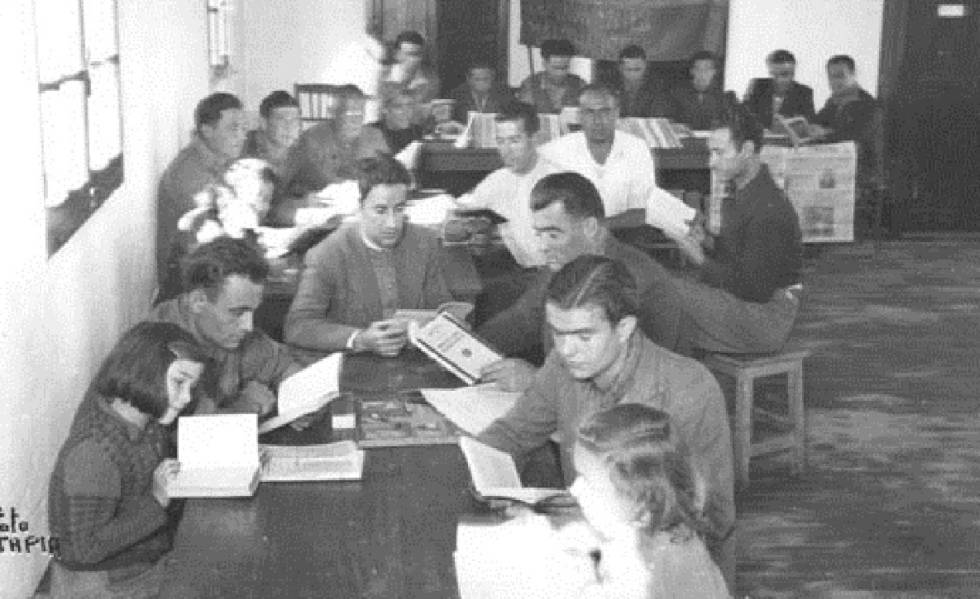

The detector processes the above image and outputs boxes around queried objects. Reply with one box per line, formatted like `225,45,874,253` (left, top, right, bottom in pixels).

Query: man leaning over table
477,172,684,392
147,236,302,416
538,84,694,233
157,92,247,303
665,98,803,355
476,254,736,592
284,153,453,357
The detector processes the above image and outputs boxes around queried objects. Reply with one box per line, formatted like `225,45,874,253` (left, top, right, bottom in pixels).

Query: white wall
240,0,367,112
0,0,236,595
725,0,884,108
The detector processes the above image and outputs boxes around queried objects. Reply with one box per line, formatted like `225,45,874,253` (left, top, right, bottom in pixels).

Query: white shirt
456,155,557,268
539,131,694,234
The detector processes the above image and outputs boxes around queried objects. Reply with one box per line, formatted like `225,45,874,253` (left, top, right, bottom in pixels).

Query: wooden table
418,138,712,195
160,351,476,599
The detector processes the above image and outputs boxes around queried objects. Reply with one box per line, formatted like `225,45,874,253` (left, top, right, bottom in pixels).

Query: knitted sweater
48,394,175,571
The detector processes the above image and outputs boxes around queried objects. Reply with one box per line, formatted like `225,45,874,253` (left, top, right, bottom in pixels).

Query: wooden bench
703,349,811,488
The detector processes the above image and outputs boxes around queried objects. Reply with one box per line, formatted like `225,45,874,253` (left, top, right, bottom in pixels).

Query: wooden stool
703,349,811,488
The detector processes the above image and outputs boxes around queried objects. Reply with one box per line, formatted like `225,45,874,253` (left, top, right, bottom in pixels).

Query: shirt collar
96,395,148,442
590,330,643,395
358,223,387,252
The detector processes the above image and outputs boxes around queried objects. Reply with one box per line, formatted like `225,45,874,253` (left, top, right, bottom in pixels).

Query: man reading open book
476,255,735,592
285,154,453,356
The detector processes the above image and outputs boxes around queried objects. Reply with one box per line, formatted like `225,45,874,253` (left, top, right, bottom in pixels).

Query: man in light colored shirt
539,85,692,232
456,101,556,268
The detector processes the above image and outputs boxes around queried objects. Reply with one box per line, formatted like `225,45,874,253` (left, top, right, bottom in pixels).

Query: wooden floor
736,235,980,598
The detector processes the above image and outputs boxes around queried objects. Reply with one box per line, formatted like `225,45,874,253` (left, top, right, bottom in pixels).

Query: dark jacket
616,80,675,119
702,165,803,303
743,78,815,128
669,83,726,130
813,85,877,144
448,83,513,123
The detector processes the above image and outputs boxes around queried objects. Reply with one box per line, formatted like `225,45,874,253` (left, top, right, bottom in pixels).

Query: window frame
38,0,124,255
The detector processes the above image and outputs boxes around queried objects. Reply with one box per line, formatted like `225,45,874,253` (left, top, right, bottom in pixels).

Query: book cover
356,391,459,448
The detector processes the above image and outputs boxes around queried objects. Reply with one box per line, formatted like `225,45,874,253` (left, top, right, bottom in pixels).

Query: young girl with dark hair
48,321,207,598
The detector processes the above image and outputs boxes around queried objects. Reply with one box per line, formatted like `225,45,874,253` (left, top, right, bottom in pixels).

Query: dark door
892,0,980,230
435,0,508,96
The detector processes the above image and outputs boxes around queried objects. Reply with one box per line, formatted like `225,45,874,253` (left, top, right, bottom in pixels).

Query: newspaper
711,141,857,243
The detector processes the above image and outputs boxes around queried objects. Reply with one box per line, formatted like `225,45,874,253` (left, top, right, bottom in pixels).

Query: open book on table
155,414,261,498
260,440,365,482
458,436,571,507
259,352,343,434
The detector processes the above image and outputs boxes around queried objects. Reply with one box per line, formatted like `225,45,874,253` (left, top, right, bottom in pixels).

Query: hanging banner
520,0,728,61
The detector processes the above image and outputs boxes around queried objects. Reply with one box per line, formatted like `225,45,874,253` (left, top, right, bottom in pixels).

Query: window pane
34,0,83,82
87,61,121,171
82,0,118,61
40,82,89,207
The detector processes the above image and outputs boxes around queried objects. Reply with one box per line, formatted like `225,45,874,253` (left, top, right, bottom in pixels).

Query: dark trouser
673,278,800,354
706,526,736,596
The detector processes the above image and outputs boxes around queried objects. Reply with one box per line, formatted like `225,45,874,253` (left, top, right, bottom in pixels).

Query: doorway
890,0,980,231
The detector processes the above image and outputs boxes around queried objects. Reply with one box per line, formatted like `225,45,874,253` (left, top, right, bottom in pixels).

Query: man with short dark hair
456,100,556,268
670,50,726,130
448,62,513,123
147,236,301,415
477,254,735,591
157,93,247,302
285,154,453,355
478,172,683,390
278,85,389,219
244,90,301,177
614,44,673,118
743,49,815,129
518,39,585,114
809,54,877,143
666,100,803,354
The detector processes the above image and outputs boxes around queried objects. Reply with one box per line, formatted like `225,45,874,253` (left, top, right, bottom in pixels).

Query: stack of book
615,117,686,149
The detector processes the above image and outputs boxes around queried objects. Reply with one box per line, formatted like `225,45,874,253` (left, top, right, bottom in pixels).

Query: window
208,0,233,79
36,0,123,254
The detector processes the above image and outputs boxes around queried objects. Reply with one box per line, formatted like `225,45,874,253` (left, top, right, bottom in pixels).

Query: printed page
259,352,343,434
458,436,523,492
411,313,500,384
421,384,519,436
645,185,697,239
178,414,258,468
